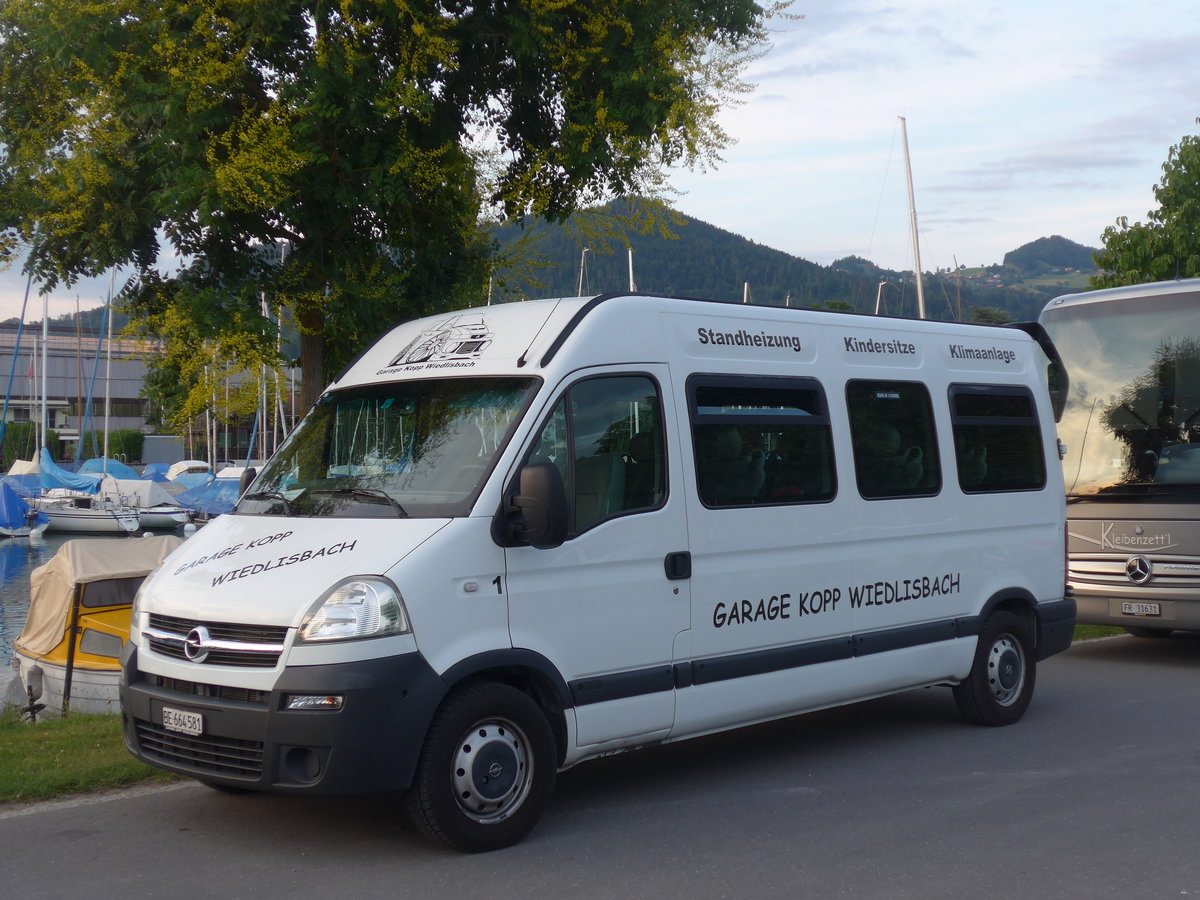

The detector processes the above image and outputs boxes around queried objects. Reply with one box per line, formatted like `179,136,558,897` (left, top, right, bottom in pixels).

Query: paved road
3,634,1200,899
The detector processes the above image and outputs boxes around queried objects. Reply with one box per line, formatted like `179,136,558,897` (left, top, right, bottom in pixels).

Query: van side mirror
508,462,568,549
238,467,257,499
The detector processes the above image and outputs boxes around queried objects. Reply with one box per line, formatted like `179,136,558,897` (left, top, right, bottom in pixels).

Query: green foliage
1094,123,1200,287
79,428,144,463
0,422,59,468
969,306,1014,325
0,0,787,423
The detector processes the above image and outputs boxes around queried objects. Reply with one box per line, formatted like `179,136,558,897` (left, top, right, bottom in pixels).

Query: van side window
688,375,835,507
531,375,665,534
949,385,1046,492
847,380,941,499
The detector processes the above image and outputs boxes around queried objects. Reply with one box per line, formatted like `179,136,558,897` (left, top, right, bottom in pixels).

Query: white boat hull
138,508,191,529
12,652,120,716
41,506,140,534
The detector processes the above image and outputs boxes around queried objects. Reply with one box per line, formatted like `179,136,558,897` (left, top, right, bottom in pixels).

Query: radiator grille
146,613,288,667
136,720,264,779
153,675,268,705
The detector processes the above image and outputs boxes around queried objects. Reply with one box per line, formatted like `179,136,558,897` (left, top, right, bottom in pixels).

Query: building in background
0,324,298,467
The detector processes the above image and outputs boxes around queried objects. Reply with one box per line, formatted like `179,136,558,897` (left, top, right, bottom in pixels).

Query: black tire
953,610,1036,726
405,682,556,852
1124,625,1173,639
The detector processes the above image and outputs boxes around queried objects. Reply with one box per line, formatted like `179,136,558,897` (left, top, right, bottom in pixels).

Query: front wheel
405,682,556,852
953,610,1036,726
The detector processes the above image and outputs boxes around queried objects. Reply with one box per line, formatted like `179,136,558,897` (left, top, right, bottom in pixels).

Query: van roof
334,292,1040,390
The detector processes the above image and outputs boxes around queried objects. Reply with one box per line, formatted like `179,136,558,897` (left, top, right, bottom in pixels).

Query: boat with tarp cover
11,535,182,715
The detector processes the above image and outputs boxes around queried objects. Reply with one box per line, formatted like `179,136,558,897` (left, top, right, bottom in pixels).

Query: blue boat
0,481,48,538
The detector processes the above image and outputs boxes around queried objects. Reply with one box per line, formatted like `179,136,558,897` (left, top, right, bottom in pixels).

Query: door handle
664,551,691,580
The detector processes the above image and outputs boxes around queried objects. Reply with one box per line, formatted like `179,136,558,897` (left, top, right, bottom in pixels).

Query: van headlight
131,580,149,630
298,577,411,642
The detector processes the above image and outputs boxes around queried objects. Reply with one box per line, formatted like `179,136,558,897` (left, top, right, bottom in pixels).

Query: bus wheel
1124,625,1173,639
953,610,1035,726
405,682,556,852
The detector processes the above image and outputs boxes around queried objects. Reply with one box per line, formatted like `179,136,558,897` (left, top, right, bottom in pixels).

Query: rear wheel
1124,625,1173,639
954,610,1035,726
405,682,556,852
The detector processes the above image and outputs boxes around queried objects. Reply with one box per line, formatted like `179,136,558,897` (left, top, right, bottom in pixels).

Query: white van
120,294,1073,851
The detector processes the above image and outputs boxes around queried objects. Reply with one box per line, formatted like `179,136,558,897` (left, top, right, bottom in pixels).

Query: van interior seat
574,453,626,528
959,444,988,487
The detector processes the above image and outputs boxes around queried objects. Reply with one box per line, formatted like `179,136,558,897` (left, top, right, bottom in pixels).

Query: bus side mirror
238,467,257,499
509,462,568,549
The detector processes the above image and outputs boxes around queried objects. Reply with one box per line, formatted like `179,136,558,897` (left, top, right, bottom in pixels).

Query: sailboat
19,280,140,534
33,448,140,533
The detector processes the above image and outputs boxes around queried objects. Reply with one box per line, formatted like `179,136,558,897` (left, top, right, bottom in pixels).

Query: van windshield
237,377,539,518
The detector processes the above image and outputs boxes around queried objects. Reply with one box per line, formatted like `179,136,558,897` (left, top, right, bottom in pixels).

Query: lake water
0,533,132,667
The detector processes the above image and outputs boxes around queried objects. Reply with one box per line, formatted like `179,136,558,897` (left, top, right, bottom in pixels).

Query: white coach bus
1041,278,1200,638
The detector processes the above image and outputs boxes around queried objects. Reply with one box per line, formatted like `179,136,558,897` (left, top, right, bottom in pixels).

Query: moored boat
34,491,141,534
0,481,48,538
12,535,183,715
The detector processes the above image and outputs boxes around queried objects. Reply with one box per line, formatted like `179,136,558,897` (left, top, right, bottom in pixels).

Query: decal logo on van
210,541,358,587
696,327,802,352
842,336,917,355
948,344,1017,365
711,573,960,628
378,315,493,374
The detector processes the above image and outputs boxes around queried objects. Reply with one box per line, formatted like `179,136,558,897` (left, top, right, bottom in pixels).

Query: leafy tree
969,306,1013,325
79,428,145,463
0,0,787,419
1094,124,1200,287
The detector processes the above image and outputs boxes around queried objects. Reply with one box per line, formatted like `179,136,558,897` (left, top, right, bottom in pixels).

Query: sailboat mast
899,116,926,320
102,277,112,475
40,292,48,449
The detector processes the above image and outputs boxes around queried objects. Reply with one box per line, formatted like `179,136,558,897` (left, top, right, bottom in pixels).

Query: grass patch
0,709,179,804
1074,624,1126,641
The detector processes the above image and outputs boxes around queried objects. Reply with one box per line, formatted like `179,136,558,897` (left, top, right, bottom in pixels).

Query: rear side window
847,380,941,499
949,385,1046,493
688,375,836,507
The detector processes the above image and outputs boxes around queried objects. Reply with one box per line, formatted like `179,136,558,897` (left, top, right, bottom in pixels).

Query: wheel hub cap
451,719,532,824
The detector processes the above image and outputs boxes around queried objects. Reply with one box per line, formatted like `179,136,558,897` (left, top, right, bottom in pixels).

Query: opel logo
1126,556,1153,585
184,625,211,663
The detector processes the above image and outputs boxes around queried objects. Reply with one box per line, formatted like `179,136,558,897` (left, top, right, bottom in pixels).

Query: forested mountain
492,203,1100,323
1003,235,1098,274
12,206,1099,333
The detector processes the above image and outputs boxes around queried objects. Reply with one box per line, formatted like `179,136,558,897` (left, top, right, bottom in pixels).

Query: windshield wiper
241,490,293,516
309,487,408,517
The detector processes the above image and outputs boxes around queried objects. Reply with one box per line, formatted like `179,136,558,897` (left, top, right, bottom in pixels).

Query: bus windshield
1042,291,1200,497
237,376,539,518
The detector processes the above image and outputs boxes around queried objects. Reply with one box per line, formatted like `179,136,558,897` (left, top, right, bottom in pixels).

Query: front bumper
1074,590,1200,632
119,644,445,795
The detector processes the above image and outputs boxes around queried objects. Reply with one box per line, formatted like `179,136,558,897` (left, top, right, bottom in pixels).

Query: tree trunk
297,305,325,414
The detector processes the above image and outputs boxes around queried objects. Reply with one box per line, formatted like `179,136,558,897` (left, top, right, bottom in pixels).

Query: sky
2,0,1198,321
